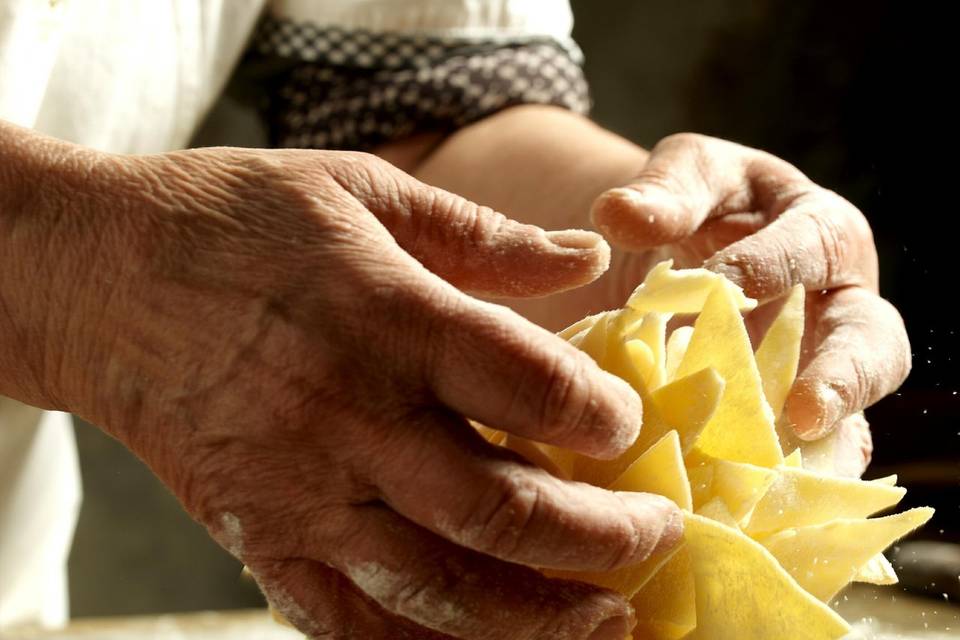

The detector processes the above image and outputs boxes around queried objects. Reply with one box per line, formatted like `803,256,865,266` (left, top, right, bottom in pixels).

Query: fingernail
546,229,604,250
588,614,634,640
790,383,844,441
619,493,684,562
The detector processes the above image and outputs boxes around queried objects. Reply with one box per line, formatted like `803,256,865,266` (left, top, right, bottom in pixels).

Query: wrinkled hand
39,148,683,639
591,134,909,475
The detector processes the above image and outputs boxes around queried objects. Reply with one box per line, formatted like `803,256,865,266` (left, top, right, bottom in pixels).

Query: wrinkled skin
414,107,910,477
1,125,684,640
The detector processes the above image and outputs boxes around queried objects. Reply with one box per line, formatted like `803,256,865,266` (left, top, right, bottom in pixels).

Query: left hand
590,133,909,475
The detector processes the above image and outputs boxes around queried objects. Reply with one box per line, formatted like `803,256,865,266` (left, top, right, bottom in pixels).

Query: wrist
0,121,131,412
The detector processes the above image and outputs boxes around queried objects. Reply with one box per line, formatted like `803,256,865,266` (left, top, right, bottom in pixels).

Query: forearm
408,105,649,232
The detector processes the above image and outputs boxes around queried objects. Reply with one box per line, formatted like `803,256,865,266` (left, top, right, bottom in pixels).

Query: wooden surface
5,585,958,640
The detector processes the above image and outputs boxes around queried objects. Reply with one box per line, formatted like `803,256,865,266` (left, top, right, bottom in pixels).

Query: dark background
68,0,958,616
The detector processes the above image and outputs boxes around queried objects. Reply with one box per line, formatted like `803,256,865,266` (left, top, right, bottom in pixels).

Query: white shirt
0,0,574,629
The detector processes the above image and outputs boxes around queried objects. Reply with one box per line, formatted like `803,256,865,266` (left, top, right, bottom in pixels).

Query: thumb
339,154,611,298
590,133,754,251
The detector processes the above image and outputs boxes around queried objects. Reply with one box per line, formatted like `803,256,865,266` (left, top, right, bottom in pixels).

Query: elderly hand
591,133,909,475
2,127,685,639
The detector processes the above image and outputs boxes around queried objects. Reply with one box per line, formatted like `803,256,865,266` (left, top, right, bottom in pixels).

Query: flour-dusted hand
591,133,909,470
0,123,684,639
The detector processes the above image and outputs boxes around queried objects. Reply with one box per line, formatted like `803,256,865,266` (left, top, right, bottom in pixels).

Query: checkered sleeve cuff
249,15,591,150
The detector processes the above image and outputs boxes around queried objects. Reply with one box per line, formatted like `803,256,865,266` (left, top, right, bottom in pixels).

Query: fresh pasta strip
513,263,931,639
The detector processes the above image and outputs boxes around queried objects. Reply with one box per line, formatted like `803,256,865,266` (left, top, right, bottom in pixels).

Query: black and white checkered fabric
251,15,591,150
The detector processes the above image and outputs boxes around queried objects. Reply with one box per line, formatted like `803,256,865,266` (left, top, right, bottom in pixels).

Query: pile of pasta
480,261,933,640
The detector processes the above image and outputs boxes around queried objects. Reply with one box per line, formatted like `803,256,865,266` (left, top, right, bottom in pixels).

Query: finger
785,287,911,440
318,503,637,640
371,408,682,573
340,206,642,460
424,296,644,459
797,413,873,479
590,133,804,251
705,187,879,302
333,152,611,298
830,413,873,478
247,557,453,640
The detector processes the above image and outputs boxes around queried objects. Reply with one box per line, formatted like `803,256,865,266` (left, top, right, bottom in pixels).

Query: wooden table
5,585,958,640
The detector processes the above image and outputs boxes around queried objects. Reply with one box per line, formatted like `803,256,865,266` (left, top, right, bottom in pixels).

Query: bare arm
412,105,648,236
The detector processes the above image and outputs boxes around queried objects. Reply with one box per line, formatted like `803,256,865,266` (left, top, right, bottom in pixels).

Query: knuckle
338,150,390,176
535,351,598,440
847,356,874,412
537,585,632,640
403,187,445,246
423,189,492,243
603,504,650,570
828,189,874,245
801,205,849,282
455,306,606,443
376,561,478,636
464,203,507,246
333,150,405,207
247,562,338,639
801,189,878,284
825,188,877,253
461,469,545,558
402,187,507,271
765,232,801,293
390,571,445,621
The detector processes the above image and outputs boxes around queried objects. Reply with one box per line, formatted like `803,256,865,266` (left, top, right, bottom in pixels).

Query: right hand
10,141,682,639
589,133,907,476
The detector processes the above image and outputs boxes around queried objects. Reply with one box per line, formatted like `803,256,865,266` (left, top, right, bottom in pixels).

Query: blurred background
67,0,958,617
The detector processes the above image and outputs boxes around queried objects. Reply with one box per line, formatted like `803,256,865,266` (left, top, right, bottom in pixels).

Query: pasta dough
493,261,933,640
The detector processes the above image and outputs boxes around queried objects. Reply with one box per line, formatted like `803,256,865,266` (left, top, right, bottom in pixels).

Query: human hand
18,143,683,639
589,133,909,475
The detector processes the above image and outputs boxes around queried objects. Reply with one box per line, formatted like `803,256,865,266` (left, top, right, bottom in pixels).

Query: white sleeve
0,0,68,128
268,0,575,40
0,403,81,630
